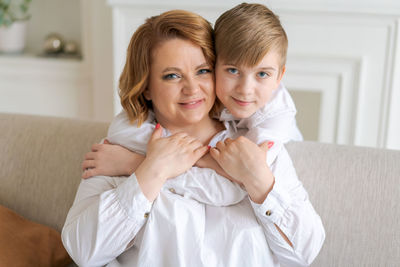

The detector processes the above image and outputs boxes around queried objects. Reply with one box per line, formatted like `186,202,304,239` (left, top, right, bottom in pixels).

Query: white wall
0,0,114,122
108,0,400,150
1,0,399,150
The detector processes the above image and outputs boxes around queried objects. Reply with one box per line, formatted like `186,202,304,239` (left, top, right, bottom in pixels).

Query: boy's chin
229,108,257,119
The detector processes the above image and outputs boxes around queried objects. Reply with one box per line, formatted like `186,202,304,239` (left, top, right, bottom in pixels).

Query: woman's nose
182,76,200,94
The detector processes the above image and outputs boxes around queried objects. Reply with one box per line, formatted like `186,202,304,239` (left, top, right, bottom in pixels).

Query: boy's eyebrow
259,66,277,71
221,63,277,72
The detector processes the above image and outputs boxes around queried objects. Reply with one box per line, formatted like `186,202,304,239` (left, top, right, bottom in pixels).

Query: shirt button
169,188,176,194
144,212,149,218
265,210,272,216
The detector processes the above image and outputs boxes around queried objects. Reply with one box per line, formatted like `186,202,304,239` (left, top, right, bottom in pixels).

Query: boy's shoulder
108,110,155,136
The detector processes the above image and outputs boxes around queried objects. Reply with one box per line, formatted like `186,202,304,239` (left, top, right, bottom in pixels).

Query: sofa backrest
1,113,399,266
0,113,108,231
286,141,400,266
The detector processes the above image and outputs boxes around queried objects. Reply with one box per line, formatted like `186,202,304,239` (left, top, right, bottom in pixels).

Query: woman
62,9,323,266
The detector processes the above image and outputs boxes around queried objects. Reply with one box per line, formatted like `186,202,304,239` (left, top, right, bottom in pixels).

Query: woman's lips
232,97,252,106
179,99,204,109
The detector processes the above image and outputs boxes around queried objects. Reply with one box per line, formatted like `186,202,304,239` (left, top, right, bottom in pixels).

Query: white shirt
62,83,324,266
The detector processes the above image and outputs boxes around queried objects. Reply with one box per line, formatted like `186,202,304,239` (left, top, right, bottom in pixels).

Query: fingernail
155,123,160,129
208,145,211,150
267,141,274,149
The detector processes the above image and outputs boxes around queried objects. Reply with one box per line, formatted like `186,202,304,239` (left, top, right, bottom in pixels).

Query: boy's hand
195,153,242,185
209,136,275,203
81,140,145,179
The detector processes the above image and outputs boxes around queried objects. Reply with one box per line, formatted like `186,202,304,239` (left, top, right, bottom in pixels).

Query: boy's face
215,50,285,119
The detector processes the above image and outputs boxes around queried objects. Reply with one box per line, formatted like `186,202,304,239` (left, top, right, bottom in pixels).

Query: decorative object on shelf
0,0,32,53
43,33,64,54
41,33,81,59
63,40,78,55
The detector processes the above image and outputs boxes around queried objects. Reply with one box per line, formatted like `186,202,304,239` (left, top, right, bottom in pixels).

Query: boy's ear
277,65,286,83
143,88,151,100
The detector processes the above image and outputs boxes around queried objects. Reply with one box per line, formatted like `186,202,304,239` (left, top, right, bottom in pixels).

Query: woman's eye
257,71,269,78
162,73,180,80
227,68,238,74
197,68,212,75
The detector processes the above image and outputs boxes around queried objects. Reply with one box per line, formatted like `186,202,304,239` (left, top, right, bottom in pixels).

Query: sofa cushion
0,205,72,267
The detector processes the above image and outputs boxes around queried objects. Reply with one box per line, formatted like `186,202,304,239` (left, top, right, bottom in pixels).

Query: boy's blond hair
214,3,288,72
119,10,216,126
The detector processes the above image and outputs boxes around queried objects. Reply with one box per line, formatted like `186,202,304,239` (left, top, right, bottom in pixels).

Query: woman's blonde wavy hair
119,10,216,126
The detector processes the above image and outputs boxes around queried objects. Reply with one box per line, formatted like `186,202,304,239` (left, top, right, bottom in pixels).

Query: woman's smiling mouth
179,99,204,109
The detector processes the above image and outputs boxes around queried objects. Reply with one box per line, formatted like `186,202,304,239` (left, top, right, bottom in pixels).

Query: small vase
0,21,28,54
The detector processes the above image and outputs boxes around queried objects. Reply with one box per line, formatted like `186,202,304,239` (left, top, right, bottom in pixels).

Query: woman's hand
195,153,242,185
210,136,275,204
135,124,209,201
81,140,145,179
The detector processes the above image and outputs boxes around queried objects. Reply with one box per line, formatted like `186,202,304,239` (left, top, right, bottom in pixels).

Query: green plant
0,0,32,27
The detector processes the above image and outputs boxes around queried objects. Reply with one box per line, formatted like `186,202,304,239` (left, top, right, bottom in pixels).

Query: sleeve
61,174,152,267
249,147,325,266
242,82,303,144
107,110,156,154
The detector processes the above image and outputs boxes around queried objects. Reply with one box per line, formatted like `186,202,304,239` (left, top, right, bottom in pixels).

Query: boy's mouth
232,97,253,106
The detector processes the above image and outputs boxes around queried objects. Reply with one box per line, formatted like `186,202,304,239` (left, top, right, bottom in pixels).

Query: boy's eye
227,68,239,74
197,68,212,75
162,73,180,80
257,71,270,78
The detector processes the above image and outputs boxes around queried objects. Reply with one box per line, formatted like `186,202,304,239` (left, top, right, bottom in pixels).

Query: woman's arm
62,174,152,266
62,125,208,266
210,137,325,266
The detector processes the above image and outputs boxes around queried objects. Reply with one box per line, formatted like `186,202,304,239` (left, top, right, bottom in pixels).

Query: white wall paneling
108,0,400,150
285,56,363,145
0,55,91,118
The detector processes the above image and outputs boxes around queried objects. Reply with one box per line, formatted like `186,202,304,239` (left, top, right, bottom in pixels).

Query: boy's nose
235,77,254,95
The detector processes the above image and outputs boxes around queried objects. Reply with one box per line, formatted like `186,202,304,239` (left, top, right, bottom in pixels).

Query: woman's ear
143,88,151,100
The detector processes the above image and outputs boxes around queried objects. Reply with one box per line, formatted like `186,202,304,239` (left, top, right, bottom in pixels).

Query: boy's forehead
216,50,282,69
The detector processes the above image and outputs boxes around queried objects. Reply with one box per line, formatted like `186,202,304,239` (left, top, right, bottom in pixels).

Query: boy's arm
82,110,153,179
81,140,144,179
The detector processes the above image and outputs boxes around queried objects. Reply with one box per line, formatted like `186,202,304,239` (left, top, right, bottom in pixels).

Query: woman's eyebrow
196,63,210,69
162,67,181,73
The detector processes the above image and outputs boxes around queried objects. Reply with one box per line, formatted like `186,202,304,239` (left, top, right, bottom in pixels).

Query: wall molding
107,0,400,149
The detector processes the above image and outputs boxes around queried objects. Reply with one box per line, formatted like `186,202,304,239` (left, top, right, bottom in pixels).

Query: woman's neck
164,117,224,145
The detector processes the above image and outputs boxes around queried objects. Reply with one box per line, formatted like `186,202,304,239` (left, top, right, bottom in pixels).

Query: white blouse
62,83,324,266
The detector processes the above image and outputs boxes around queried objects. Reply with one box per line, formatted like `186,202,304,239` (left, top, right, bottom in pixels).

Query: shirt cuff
116,173,153,220
250,185,292,224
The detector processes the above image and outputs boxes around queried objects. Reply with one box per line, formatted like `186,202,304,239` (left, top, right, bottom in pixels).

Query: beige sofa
1,112,399,266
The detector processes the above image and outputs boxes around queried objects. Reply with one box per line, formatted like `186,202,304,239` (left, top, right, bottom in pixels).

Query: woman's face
144,38,215,130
